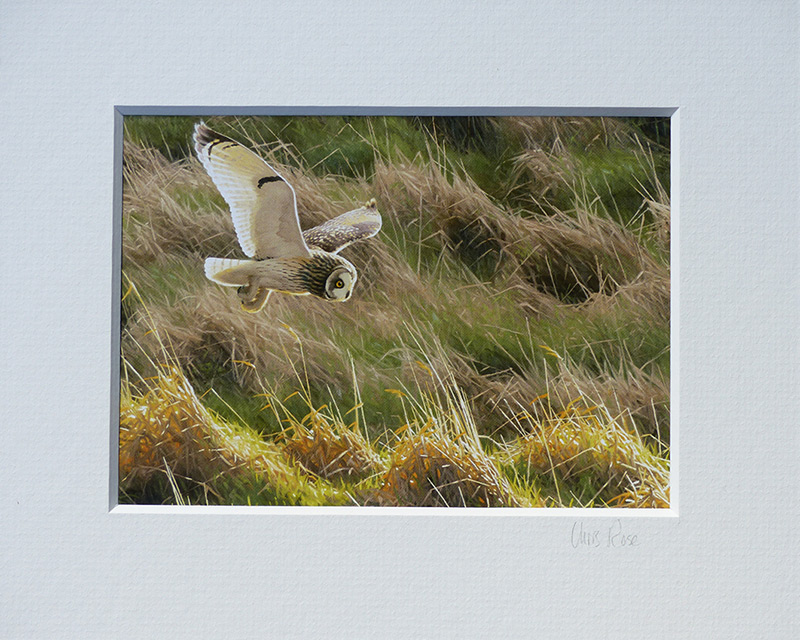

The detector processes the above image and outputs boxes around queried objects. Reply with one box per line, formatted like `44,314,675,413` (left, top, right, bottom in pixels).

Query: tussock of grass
503,398,669,508
371,151,664,304
119,364,344,505
370,419,530,508
359,355,535,507
273,397,385,482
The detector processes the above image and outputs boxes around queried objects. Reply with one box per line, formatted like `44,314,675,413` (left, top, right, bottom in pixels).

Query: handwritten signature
570,519,639,548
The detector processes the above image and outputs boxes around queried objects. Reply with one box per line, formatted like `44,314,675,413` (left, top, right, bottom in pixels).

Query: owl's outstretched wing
302,199,382,254
193,123,310,259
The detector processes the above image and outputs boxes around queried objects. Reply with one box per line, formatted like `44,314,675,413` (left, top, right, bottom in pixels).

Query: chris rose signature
570,519,639,548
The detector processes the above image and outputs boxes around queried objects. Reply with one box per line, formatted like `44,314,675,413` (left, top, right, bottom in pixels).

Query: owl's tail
204,257,259,286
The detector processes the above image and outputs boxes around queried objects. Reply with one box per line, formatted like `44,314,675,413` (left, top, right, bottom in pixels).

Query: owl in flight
193,122,382,312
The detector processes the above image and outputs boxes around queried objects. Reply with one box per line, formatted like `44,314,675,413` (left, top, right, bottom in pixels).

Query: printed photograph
118,114,670,507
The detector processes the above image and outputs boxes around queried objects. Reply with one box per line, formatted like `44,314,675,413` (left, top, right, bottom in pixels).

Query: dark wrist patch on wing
257,176,283,188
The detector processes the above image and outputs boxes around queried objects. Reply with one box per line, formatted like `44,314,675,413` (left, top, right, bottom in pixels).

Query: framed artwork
116,111,671,509
3,2,796,638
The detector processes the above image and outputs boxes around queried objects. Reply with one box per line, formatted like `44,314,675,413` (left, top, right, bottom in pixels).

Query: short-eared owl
193,122,382,312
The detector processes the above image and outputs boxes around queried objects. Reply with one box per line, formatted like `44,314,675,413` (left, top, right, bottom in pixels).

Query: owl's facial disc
324,267,356,301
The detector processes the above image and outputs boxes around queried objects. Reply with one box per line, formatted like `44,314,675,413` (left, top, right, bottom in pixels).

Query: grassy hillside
119,114,670,508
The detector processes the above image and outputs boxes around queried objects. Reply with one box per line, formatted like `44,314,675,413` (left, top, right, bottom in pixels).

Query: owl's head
324,265,357,301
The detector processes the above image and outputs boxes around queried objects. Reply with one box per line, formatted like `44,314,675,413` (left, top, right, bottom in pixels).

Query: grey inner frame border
110,105,678,511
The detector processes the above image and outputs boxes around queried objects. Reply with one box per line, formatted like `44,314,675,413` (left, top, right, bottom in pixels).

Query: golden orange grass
369,354,537,508
373,419,531,507
197,323,384,500
279,408,384,482
119,281,339,506
264,350,386,483
503,395,669,508
120,365,294,497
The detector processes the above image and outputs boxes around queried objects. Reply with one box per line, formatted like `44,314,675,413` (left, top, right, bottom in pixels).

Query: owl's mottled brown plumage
303,199,381,253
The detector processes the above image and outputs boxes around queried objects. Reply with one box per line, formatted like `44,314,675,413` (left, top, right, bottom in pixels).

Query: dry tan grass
502,116,649,153
372,151,665,305
122,145,233,264
509,148,574,201
130,285,348,390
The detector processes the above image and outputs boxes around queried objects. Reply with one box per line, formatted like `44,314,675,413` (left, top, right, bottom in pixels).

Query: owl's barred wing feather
302,199,382,253
193,123,310,259
204,257,259,286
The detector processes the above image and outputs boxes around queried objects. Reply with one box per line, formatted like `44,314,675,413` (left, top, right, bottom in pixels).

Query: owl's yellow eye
335,279,344,289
